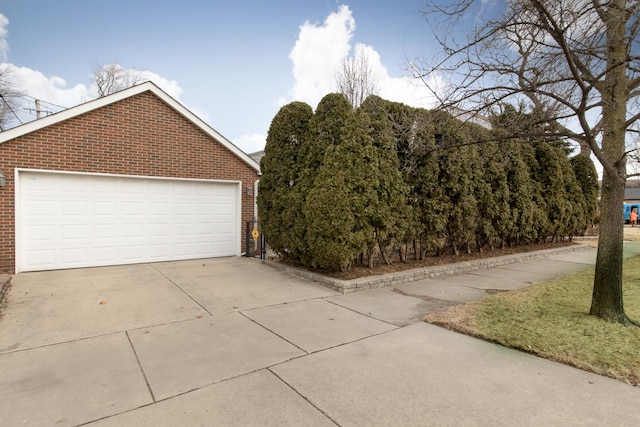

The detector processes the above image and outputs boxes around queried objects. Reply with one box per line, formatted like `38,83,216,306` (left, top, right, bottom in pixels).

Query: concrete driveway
1,252,639,426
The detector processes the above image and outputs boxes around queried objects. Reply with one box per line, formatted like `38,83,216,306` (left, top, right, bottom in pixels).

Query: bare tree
416,0,640,325
92,62,144,97
0,64,25,130
335,49,379,108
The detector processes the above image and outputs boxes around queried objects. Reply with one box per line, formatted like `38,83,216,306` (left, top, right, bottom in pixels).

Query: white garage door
17,171,240,272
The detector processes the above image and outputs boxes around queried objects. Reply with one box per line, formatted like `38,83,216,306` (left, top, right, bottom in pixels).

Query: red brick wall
0,91,260,274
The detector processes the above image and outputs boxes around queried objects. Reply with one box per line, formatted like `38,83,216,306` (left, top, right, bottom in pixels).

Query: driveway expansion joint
267,367,341,426
126,330,157,403
238,311,309,354
149,263,213,316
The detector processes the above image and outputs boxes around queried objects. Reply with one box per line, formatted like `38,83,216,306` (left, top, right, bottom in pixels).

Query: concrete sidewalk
0,243,638,426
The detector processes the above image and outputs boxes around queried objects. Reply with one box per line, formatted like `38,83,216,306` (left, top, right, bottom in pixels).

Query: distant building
249,150,265,165
625,180,640,203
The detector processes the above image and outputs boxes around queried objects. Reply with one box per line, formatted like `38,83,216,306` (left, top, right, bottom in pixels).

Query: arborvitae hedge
257,101,313,261
257,95,599,271
571,154,600,230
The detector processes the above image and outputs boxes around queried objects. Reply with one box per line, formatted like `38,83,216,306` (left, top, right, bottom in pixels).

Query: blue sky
0,1,442,153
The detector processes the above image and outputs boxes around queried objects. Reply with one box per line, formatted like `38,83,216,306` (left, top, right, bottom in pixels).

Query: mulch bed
275,241,580,281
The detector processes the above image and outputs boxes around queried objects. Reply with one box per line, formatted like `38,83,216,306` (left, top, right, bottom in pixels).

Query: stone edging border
261,244,593,294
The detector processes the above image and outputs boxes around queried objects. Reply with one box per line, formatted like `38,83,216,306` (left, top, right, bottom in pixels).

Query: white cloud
6,59,263,154
233,132,266,154
87,65,184,102
6,64,88,107
287,5,438,111
6,58,262,153
288,5,354,108
2,61,186,124
0,19,185,117
357,43,439,109
0,14,9,61
135,70,183,100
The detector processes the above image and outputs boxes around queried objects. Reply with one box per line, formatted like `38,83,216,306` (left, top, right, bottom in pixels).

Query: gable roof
249,150,265,165
0,81,260,172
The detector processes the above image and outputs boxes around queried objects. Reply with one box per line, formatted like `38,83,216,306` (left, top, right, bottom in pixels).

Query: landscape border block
262,244,591,294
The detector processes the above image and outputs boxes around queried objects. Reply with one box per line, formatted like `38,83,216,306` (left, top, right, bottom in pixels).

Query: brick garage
0,82,260,274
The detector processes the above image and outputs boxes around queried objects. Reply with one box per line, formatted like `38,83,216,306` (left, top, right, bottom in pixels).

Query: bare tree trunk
378,242,392,265
399,243,407,263
591,171,627,322
590,0,634,325
413,239,422,260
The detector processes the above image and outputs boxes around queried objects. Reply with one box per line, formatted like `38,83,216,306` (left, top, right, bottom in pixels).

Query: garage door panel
92,223,118,238
173,202,193,215
93,200,118,215
121,223,145,237
194,241,215,254
216,241,234,253
216,225,234,236
148,223,170,237
58,174,88,191
61,224,87,239
122,201,145,215
92,178,118,193
122,179,146,193
22,173,55,191
25,249,56,268
193,203,216,215
19,172,239,272
171,242,194,255
60,247,88,266
149,180,171,194
24,224,55,242
25,200,55,216
61,200,88,216
120,245,146,262
149,201,170,213
93,247,119,263
149,243,173,259
194,221,215,233
173,222,192,236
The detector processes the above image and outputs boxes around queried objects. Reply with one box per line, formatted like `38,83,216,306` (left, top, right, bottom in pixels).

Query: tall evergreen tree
475,140,511,250
434,117,479,255
571,154,600,230
364,98,432,259
409,109,448,257
257,101,313,260
304,109,377,270
304,93,353,174
558,153,588,239
304,167,359,271
530,143,572,241
360,96,411,263
502,141,546,245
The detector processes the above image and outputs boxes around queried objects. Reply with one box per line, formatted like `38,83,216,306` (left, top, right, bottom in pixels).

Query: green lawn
425,255,640,385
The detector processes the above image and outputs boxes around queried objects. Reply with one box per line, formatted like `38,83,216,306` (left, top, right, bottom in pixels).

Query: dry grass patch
425,255,640,385
624,225,640,241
